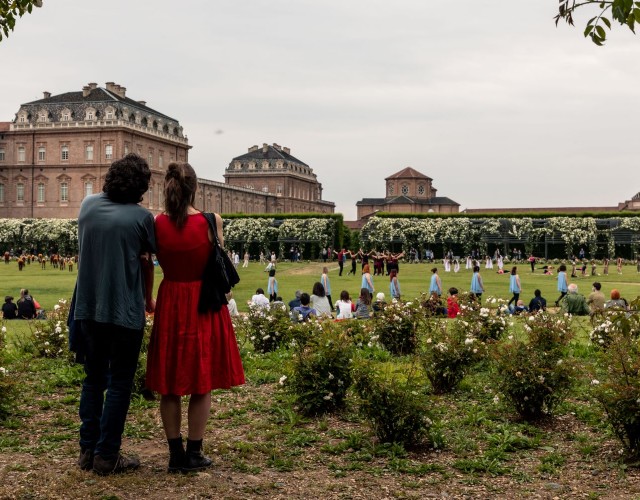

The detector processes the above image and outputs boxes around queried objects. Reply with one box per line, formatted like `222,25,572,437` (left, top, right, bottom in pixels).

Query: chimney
105,82,115,92
262,143,269,153
138,100,147,107
248,145,259,152
283,147,290,154
273,143,281,151
118,86,126,98
88,82,98,90
82,86,91,97
43,91,51,99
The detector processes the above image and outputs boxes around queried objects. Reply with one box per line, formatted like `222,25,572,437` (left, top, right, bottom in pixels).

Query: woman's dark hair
473,265,480,273
103,154,151,204
340,290,350,301
300,292,311,306
359,288,371,305
511,266,517,275
164,162,198,228
312,282,325,297
431,267,438,274
256,288,264,294
558,264,567,272
449,287,458,296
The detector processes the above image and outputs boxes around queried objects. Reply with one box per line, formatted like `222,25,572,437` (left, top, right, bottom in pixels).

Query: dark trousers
508,293,520,307
339,261,344,276
79,320,143,460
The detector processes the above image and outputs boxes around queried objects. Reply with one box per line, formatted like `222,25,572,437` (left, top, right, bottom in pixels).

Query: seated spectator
2,296,18,320
560,283,589,316
17,289,37,319
510,299,528,315
587,282,605,313
528,289,547,313
292,293,317,322
372,292,387,313
354,288,372,319
288,290,302,311
604,289,629,310
335,290,354,320
250,288,270,309
310,282,332,318
423,291,446,316
270,296,287,312
225,291,239,317
446,287,459,318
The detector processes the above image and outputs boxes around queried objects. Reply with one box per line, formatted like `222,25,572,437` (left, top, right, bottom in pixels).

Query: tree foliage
0,0,42,42
555,0,640,45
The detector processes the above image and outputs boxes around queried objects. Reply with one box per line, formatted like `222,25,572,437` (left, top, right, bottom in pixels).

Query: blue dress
557,272,568,293
509,274,520,293
361,273,374,293
470,272,483,294
429,274,441,295
390,278,401,299
320,273,331,296
267,277,278,296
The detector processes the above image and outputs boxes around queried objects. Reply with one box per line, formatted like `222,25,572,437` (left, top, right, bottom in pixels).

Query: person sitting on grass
2,296,18,320
560,283,589,316
509,299,528,315
528,289,547,313
335,290,354,320
354,288,372,319
446,287,459,318
292,293,317,322
372,292,387,314
604,289,629,311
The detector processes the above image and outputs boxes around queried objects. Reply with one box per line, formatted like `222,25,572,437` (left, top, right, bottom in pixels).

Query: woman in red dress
146,162,245,473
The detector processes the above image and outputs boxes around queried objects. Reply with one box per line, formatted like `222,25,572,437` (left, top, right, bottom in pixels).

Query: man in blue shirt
75,154,156,475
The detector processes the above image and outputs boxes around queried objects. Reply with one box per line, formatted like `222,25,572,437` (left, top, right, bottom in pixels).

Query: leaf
634,7,640,22
602,16,612,28
584,24,595,36
595,25,607,38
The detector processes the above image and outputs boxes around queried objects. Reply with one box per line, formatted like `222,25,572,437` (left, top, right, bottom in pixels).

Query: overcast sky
1,1,639,219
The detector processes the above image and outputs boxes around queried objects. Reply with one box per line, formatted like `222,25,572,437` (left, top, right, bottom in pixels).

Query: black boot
183,439,212,473
167,436,186,473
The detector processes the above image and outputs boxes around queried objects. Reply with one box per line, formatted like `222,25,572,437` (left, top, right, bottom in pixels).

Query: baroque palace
0,82,334,218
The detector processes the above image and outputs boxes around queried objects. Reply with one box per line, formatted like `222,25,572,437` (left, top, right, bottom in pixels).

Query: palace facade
0,82,334,218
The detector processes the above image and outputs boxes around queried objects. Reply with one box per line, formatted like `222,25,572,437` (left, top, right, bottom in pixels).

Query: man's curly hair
103,154,151,204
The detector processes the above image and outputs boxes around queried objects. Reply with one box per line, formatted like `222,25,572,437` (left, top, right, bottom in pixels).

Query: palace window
61,111,71,121
85,181,93,198
148,186,153,209
17,183,24,202
85,144,94,161
0,148,4,161
387,184,394,195
0,183,4,203
61,145,69,161
60,182,69,202
148,151,153,166
18,115,26,123
105,144,113,160
159,153,163,169
86,109,95,121
37,183,45,203
401,184,409,196
18,146,25,162
417,185,425,196
38,146,46,162
124,143,129,155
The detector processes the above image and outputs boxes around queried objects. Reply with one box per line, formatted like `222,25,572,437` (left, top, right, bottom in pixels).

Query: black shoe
167,436,186,474
182,439,212,473
92,453,140,475
78,448,94,471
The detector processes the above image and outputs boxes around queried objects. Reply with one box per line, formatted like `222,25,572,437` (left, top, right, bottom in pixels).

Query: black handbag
198,212,240,313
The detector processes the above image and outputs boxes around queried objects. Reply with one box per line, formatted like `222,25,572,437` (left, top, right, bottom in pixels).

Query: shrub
286,324,354,416
236,305,291,353
0,325,16,420
590,305,640,349
372,300,420,355
28,299,72,359
353,360,434,447
590,313,640,459
418,317,487,394
493,312,575,420
132,315,155,398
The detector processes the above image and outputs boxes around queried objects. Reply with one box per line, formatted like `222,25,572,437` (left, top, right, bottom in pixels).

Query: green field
2,258,639,314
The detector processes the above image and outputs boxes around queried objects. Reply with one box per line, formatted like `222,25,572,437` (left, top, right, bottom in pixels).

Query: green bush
590,312,640,459
372,300,420,355
28,299,73,360
493,312,575,420
235,305,291,353
0,325,16,420
418,317,486,394
353,361,433,447
286,324,354,416
590,302,640,349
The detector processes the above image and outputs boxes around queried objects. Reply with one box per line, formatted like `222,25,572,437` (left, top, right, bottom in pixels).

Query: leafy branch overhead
555,0,640,45
0,0,42,42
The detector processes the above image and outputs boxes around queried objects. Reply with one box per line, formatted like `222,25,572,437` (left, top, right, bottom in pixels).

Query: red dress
146,213,245,396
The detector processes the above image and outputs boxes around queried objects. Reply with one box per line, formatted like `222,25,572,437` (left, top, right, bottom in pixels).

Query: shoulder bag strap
204,212,222,248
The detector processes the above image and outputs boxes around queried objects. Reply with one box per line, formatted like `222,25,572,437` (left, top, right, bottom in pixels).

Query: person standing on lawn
75,154,156,475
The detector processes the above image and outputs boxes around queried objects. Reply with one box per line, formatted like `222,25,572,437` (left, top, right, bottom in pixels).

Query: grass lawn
1,260,640,498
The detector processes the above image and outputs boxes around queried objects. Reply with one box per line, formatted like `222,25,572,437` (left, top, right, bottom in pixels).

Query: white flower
53,304,60,311
426,338,432,344
538,375,545,383
464,338,474,345
1,326,6,333
0,367,7,375
278,375,287,385
323,392,334,400
493,395,499,404
55,326,62,334
44,341,49,346
590,379,600,386
262,335,270,340
328,372,335,380
528,316,535,322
